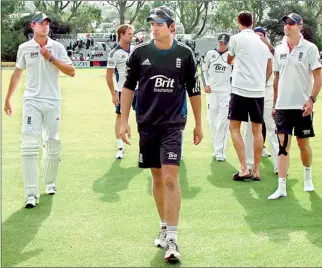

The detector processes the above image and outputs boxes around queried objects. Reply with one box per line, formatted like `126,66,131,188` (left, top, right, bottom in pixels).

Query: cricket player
4,12,75,208
227,11,272,181
202,33,232,161
243,27,279,174
106,24,135,159
119,6,203,262
268,13,322,200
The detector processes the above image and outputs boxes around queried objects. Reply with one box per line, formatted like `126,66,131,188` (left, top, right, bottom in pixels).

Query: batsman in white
268,13,322,200
106,24,135,159
202,33,232,161
243,27,279,174
4,12,75,208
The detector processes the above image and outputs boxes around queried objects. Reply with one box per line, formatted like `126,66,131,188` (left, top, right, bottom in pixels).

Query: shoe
262,147,271,158
268,189,287,200
154,228,167,248
215,157,225,162
25,195,38,208
115,148,124,159
274,168,278,174
46,183,56,195
164,239,181,262
232,172,252,181
304,179,315,192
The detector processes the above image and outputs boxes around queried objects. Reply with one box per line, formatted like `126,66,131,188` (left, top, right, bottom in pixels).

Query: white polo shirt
274,35,321,109
16,37,72,106
228,29,271,97
107,44,135,92
202,49,232,93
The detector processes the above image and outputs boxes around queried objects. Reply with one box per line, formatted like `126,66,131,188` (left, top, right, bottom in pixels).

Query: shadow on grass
92,159,142,202
147,160,201,200
2,194,53,267
207,159,322,249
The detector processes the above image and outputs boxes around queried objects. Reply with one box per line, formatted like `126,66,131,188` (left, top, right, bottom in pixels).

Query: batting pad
43,140,61,184
21,133,40,199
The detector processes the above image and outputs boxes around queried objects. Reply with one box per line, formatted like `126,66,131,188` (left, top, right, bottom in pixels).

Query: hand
40,46,52,61
119,122,131,145
193,124,203,145
302,98,313,117
204,86,211,93
271,108,276,119
112,92,119,105
4,100,12,116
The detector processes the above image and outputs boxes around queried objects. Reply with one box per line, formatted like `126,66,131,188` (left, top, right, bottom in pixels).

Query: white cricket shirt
106,44,135,92
273,35,322,109
228,29,271,97
202,49,232,92
16,37,72,106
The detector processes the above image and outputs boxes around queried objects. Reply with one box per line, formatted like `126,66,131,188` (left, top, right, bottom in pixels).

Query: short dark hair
117,24,133,41
238,11,253,27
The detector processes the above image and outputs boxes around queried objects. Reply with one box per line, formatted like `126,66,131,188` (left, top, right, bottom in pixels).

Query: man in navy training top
119,6,203,263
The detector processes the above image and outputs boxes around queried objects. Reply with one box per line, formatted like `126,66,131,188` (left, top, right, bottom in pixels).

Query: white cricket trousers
207,92,230,159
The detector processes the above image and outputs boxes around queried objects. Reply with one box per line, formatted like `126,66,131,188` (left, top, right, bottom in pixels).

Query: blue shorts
115,91,137,114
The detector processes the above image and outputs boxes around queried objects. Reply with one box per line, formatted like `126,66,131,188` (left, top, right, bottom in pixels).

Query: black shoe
232,172,252,181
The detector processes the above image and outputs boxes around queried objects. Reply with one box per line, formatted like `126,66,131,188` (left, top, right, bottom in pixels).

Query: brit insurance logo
150,75,175,93
213,64,226,72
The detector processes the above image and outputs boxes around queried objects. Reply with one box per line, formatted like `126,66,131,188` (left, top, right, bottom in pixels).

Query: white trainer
164,239,181,262
154,229,167,248
46,183,56,195
304,168,314,192
25,195,38,208
115,148,124,159
262,147,271,158
268,189,287,200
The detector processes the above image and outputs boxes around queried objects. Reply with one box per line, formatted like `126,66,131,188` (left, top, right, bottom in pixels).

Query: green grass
2,69,322,267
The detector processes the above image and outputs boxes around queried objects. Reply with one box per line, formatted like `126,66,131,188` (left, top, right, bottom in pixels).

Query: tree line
2,0,322,62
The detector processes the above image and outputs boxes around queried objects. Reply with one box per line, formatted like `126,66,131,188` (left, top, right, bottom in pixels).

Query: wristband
309,96,316,103
49,56,56,63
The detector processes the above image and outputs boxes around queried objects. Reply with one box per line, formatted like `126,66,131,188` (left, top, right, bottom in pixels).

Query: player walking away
119,6,203,262
4,12,75,208
202,33,232,161
106,24,134,159
268,13,322,200
243,26,279,174
227,11,272,181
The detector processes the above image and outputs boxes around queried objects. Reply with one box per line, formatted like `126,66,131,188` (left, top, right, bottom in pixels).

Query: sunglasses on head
150,8,173,21
283,20,298,26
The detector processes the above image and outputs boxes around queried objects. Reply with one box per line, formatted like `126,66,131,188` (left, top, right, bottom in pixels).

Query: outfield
2,68,322,267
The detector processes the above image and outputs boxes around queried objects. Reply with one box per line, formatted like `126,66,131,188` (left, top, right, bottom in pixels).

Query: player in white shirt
243,27,279,174
3,13,75,208
268,13,322,200
202,33,232,161
106,24,135,159
227,11,272,182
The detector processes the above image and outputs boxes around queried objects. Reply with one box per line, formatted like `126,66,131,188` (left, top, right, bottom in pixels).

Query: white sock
160,220,167,230
167,226,177,241
117,139,123,149
304,166,312,180
278,178,287,191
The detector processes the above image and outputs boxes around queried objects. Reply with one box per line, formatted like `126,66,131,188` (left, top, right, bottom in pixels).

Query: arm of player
40,46,75,77
266,58,273,83
106,68,119,105
227,36,236,65
4,68,24,116
302,45,322,116
185,51,203,145
120,51,139,145
201,52,211,93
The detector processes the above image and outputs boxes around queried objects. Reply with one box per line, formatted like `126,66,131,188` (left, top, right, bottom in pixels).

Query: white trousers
243,87,278,170
207,92,230,159
22,100,61,140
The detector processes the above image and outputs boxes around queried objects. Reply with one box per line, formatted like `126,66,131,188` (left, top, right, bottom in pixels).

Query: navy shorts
115,91,121,114
138,128,183,169
116,91,137,113
228,93,264,124
275,109,315,138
